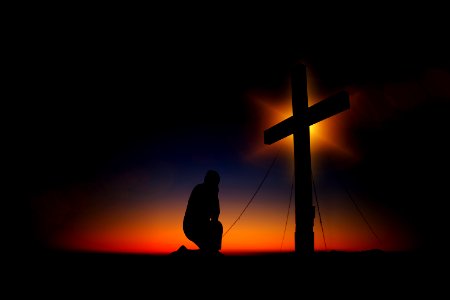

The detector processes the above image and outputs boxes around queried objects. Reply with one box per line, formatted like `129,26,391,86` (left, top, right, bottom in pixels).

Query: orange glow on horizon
43,190,415,255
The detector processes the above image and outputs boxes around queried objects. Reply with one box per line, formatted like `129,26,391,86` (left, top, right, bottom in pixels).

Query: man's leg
210,221,223,251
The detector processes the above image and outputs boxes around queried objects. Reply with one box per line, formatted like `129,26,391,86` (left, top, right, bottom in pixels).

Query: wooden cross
264,63,350,255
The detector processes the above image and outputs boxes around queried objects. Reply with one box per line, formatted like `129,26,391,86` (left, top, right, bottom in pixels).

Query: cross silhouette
264,63,350,255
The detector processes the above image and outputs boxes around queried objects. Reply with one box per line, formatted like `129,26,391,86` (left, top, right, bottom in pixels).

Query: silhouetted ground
6,248,444,297
13,249,441,281
17,248,438,271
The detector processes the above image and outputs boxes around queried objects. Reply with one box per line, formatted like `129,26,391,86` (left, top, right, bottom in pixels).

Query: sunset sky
11,9,450,256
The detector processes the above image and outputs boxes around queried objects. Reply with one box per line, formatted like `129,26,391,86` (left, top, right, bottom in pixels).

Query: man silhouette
183,170,223,254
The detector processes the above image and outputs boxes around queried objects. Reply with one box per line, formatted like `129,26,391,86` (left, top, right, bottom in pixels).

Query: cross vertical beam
264,63,350,256
291,64,314,255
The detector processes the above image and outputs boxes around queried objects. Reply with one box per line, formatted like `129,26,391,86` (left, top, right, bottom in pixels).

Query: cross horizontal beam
308,90,349,126
264,116,294,145
264,90,349,145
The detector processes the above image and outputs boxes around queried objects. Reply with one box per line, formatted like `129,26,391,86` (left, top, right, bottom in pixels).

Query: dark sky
9,8,450,254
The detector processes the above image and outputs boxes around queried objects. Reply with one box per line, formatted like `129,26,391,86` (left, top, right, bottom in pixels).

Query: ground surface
7,249,443,297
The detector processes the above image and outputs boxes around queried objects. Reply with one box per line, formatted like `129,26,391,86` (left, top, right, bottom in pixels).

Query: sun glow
244,86,357,168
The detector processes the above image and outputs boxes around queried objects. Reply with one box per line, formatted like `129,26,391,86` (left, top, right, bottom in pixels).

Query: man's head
204,170,220,186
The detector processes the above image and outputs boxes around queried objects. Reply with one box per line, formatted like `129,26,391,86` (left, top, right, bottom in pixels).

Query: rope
341,181,383,246
312,175,327,250
280,173,294,250
223,148,280,238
